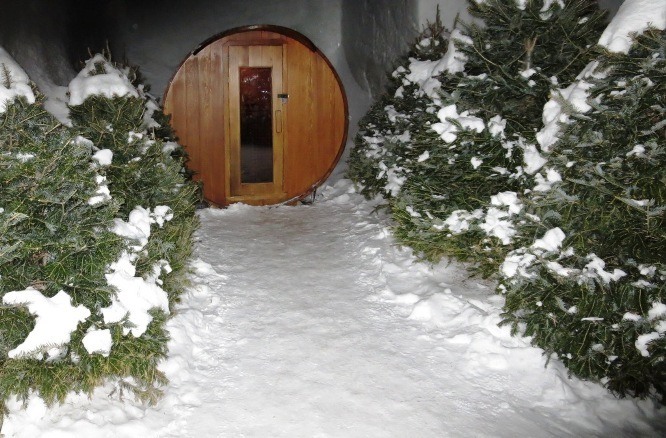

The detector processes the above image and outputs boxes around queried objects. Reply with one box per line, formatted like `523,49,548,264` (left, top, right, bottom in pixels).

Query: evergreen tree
0,52,199,417
0,93,126,406
68,54,199,306
391,0,607,273
499,29,666,402
347,8,452,200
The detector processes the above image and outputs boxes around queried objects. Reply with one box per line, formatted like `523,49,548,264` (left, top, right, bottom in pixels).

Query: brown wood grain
164,26,348,206
209,40,227,206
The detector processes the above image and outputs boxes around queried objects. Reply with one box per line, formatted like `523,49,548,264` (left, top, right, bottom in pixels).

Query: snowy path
3,181,665,437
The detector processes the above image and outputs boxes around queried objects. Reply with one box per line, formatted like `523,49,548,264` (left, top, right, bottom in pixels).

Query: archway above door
164,25,348,206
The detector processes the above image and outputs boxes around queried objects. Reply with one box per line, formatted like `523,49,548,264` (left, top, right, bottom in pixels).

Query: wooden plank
229,44,285,201
314,56,340,178
195,46,216,203
209,40,227,206
267,45,285,195
227,45,245,197
284,39,314,198
184,57,201,190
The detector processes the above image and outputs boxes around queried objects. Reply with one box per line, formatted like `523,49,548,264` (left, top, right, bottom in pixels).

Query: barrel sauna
163,25,348,206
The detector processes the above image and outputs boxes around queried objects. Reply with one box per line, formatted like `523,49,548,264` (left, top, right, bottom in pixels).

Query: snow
649,302,666,320
540,0,565,20
640,264,658,277
403,58,446,99
15,153,34,162
538,0,666,153
598,0,666,54
501,252,537,279
4,1,666,435
3,289,90,360
490,191,522,215
68,54,138,106
101,252,170,337
87,174,112,206
583,254,627,284
522,143,547,175
533,167,562,192
152,205,174,227
378,162,406,197
2,180,666,436
624,312,642,322
536,60,600,152
532,227,566,253
439,29,472,75
111,206,172,250
480,207,517,245
520,68,537,79
635,332,661,357
102,205,174,336
402,29,471,99
487,115,506,138
442,208,483,234
112,207,153,249
92,149,113,166
431,104,485,143
0,47,35,113
82,329,113,357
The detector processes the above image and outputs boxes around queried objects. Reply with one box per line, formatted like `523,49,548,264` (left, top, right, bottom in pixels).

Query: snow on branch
3,289,90,360
0,47,36,113
68,54,138,106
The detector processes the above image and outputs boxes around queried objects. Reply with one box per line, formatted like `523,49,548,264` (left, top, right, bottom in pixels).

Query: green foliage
500,29,666,402
0,53,199,412
0,96,122,402
0,95,120,318
349,0,607,275
0,311,169,406
348,0,666,404
395,0,606,273
68,54,199,304
458,0,607,134
347,8,451,199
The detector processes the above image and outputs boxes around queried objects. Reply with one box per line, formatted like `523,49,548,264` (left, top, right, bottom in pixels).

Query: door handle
275,110,282,133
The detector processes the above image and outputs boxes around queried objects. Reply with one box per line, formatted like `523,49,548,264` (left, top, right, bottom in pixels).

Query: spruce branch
1,64,13,88
523,36,538,71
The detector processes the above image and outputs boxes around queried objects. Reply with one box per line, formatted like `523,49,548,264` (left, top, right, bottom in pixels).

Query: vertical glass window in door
239,67,273,183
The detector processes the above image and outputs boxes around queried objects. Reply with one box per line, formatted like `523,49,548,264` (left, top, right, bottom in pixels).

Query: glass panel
239,67,273,184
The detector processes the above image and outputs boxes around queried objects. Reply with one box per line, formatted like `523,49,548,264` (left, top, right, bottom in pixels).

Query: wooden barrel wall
164,25,348,206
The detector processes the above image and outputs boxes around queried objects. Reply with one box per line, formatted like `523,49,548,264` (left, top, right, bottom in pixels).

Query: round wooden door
164,25,348,207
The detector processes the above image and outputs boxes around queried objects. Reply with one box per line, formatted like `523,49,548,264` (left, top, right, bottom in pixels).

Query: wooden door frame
225,42,288,204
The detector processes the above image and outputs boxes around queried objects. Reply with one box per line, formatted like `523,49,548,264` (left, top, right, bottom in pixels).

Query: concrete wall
110,0,346,98
0,0,76,90
342,0,419,100
341,0,470,100
1,0,628,98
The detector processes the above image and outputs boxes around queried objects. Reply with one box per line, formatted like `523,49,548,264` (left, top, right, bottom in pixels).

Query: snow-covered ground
3,180,665,437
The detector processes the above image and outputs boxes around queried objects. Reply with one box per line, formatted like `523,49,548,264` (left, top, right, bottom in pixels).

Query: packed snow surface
3,180,665,437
